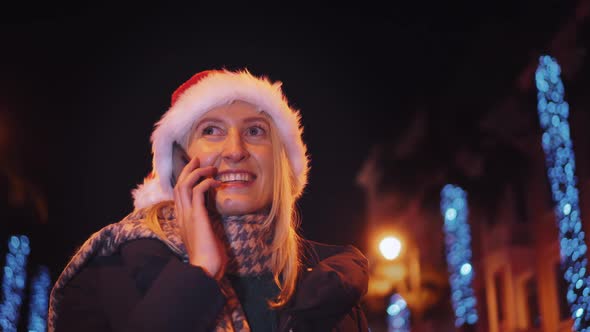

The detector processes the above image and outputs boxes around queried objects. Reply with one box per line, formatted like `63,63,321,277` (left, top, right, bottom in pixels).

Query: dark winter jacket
54,238,369,331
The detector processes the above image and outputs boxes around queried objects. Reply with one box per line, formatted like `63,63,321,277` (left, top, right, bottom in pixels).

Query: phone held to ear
171,141,212,209
171,141,190,188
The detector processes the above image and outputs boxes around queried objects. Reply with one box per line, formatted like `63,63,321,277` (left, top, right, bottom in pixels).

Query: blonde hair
141,110,302,308
265,114,302,307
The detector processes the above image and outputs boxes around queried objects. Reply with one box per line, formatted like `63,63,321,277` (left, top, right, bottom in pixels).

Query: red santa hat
131,69,310,209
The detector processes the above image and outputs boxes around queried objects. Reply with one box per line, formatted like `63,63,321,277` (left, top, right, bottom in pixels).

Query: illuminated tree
536,54,590,331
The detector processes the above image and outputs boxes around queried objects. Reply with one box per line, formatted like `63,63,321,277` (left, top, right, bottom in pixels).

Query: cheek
188,144,220,167
258,151,274,182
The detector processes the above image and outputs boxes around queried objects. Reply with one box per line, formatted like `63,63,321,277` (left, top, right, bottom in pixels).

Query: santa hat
131,69,310,209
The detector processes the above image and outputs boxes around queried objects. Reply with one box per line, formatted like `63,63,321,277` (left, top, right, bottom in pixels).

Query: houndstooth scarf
48,203,275,332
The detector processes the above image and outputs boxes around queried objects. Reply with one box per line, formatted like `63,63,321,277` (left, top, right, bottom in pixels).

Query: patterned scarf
48,203,275,332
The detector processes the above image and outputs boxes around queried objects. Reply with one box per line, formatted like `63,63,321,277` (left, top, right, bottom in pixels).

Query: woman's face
187,101,274,216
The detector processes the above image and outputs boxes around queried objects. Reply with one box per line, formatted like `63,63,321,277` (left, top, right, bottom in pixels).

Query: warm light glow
379,263,406,281
379,236,402,260
368,278,394,296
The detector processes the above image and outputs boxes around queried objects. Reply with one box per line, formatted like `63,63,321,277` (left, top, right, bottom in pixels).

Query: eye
246,125,266,137
202,126,223,136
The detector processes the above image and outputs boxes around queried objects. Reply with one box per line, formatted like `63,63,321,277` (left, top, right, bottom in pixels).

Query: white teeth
217,173,253,183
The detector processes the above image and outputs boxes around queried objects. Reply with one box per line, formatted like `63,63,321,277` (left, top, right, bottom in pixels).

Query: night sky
0,1,584,278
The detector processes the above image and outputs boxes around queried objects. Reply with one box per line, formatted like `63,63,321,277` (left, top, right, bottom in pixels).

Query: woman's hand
173,156,226,280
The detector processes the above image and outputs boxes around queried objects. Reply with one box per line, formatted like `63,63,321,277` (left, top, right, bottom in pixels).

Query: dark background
0,1,586,285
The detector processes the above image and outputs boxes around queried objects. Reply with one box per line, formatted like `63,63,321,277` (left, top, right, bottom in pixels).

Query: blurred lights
387,294,410,332
446,208,457,221
564,203,572,215
441,184,478,327
28,266,50,332
0,235,30,332
536,55,590,331
387,303,401,316
460,263,472,276
379,236,402,260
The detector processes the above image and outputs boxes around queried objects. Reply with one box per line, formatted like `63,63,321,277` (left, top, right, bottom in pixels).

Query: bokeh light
380,236,402,260
387,293,410,332
536,55,590,331
28,266,50,332
441,184,478,327
0,235,30,332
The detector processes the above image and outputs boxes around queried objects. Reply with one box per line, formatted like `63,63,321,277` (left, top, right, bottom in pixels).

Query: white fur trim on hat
131,69,309,209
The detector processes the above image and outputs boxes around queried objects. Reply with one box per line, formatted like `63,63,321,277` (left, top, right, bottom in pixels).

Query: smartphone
170,141,212,210
171,141,190,188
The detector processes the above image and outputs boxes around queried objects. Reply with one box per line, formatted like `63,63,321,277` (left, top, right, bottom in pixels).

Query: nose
221,128,249,163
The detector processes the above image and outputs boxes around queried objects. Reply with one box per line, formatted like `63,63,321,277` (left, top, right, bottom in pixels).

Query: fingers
174,166,217,208
171,157,226,279
183,166,217,189
176,155,201,186
174,156,200,214
191,178,221,205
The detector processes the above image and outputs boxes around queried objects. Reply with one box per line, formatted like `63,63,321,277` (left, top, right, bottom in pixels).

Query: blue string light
387,293,410,332
440,184,478,327
28,266,50,332
536,55,590,331
0,235,30,332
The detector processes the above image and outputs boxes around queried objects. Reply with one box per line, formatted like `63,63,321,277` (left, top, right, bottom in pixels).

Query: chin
215,199,260,216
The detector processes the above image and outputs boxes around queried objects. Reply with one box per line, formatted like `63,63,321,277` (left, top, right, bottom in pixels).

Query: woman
49,69,369,331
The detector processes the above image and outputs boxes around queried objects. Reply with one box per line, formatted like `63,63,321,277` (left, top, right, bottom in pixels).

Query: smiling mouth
215,172,256,183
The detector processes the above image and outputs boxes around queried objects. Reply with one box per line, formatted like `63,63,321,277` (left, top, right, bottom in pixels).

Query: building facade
357,2,590,331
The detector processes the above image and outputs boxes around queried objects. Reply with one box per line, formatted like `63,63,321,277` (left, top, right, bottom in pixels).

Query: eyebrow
243,116,270,125
194,116,270,128
194,117,223,128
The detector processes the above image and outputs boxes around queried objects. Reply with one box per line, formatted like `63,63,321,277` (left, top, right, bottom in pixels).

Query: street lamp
379,236,402,260
368,231,447,330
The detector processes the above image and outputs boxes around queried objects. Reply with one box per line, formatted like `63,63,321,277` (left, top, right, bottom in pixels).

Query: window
494,270,504,322
477,287,489,330
555,262,571,321
525,277,541,327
